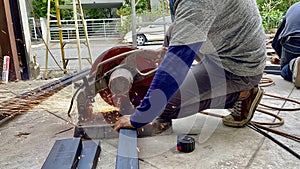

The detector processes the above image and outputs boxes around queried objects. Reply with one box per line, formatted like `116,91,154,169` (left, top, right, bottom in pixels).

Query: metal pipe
131,0,137,47
72,0,82,70
45,0,51,77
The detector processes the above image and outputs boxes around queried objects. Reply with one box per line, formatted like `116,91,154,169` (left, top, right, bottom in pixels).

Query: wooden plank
77,140,101,169
116,129,139,169
0,0,21,80
42,138,82,169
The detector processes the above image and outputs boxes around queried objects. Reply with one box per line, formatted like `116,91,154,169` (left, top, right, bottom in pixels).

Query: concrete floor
0,73,300,168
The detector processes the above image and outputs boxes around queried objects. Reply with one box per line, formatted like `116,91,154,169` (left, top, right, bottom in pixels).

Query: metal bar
42,138,101,169
162,0,166,35
0,69,90,126
0,113,14,126
33,19,38,39
41,138,82,169
131,0,137,47
73,0,82,70
77,140,101,169
116,129,139,169
115,88,139,169
13,69,89,100
45,0,51,77
23,69,89,99
77,0,93,65
48,18,121,41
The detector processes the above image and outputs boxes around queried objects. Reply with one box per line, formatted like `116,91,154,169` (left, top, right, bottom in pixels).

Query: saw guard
90,46,163,108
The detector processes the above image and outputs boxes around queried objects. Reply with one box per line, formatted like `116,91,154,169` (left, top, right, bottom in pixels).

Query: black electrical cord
252,122,300,143
67,74,103,117
247,122,300,160
67,84,84,117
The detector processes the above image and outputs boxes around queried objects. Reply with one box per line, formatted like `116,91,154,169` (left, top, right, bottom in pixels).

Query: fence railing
30,18,121,41
29,17,39,40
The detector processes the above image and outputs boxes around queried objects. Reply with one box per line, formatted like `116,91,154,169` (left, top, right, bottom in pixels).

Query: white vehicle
123,16,172,46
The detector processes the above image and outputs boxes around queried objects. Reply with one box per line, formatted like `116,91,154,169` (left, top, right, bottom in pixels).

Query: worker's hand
114,115,135,132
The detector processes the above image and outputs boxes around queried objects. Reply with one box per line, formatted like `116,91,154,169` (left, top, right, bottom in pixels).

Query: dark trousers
280,36,300,81
159,56,262,119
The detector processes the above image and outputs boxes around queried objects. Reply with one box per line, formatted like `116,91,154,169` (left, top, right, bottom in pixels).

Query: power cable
198,76,300,158
247,122,300,160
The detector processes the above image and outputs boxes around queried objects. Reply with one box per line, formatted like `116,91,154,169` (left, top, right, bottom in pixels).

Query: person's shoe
222,87,264,127
137,118,172,137
292,57,300,88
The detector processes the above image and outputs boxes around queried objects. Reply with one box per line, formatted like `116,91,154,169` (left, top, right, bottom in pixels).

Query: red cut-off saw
71,46,165,124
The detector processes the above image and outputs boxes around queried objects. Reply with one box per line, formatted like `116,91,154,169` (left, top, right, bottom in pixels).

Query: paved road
32,40,162,71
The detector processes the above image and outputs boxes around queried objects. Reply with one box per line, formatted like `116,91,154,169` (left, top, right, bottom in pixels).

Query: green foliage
32,0,52,18
260,3,284,32
32,0,73,19
31,0,117,19
116,15,133,37
257,0,299,12
117,0,151,16
256,0,299,32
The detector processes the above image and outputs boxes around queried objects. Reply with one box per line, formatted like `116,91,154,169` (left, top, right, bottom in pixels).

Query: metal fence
29,17,39,40
30,18,121,41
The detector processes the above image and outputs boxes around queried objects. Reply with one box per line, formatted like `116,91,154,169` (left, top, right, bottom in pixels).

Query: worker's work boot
291,57,300,88
222,87,263,127
137,118,172,137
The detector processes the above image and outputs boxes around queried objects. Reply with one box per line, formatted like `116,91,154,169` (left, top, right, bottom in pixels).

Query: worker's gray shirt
170,0,266,77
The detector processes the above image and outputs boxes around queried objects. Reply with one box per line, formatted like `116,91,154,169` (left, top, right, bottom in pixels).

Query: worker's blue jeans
280,36,300,81
159,56,262,119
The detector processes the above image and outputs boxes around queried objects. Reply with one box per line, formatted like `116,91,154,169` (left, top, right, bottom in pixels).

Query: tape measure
177,135,195,153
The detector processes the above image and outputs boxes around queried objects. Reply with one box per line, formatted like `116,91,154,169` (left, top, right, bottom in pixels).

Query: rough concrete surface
0,68,299,168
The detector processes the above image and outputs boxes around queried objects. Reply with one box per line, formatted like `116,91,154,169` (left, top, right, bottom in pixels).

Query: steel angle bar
116,129,139,169
77,140,101,169
41,138,82,169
